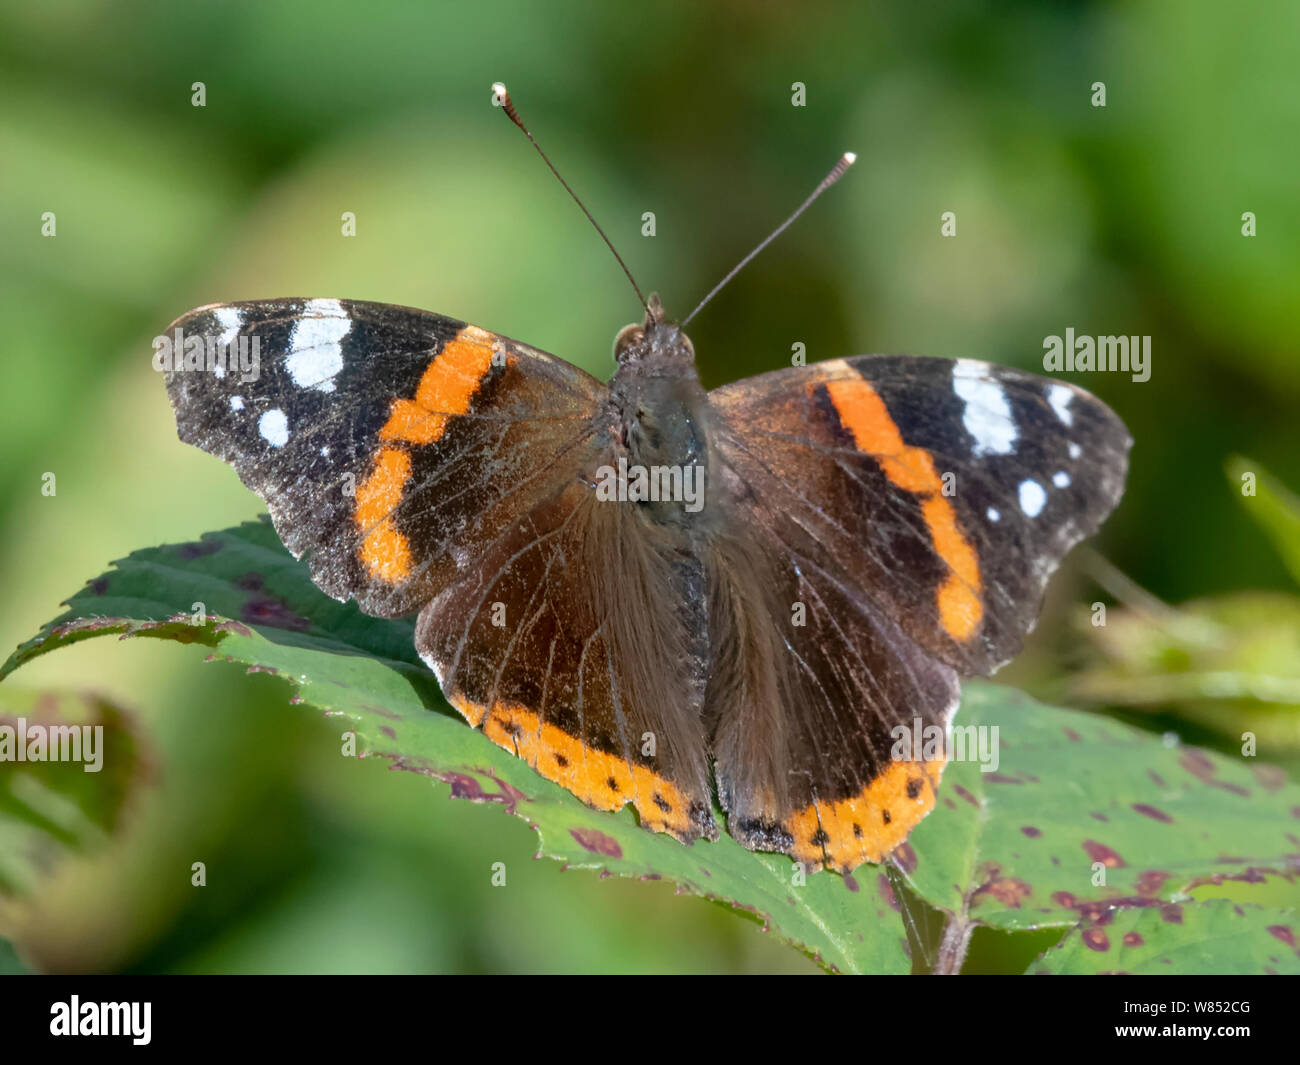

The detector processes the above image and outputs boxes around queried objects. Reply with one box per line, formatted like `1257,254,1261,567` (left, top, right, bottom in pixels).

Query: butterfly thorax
602,298,713,528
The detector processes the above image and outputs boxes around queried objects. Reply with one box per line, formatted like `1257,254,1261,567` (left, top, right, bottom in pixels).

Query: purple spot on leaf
891,842,918,875
1253,765,1286,791
570,828,622,859
1135,870,1170,896
175,539,222,559
1132,803,1173,823
1266,925,1296,949
243,596,311,632
1082,839,1126,868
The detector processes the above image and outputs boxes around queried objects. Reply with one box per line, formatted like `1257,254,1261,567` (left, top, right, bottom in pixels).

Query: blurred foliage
1,0,1298,973
1228,456,1300,589
1071,458,1300,752
0,687,148,899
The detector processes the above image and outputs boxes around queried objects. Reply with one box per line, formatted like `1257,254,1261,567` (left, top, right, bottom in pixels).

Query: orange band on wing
448,694,487,728
379,325,499,445
921,496,982,642
449,696,699,841
354,446,412,582
826,379,944,496
825,376,983,641
380,399,448,445
785,757,946,872
358,326,506,581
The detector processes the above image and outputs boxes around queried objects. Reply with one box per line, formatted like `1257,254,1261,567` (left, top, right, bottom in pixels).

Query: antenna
682,152,856,327
491,82,649,314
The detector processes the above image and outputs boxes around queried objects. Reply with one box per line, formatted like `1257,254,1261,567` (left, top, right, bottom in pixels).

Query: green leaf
1030,899,1300,974
7,520,1300,973
1,519,907,974
902,684,1300,931
1228,455,1300,588
0,687,147,898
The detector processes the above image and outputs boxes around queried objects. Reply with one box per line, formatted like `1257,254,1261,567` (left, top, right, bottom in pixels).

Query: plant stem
935,913,973,975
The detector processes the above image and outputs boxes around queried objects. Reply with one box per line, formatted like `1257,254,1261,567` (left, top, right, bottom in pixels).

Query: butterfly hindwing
414,464,719,843
705,521,959,872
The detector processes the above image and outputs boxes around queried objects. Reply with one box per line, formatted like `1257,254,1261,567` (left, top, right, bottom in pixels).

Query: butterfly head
614,292,695,367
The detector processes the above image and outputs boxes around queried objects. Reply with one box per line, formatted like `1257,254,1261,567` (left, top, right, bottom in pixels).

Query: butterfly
159,86,1129,874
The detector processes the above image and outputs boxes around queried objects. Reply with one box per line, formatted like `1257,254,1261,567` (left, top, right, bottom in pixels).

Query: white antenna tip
491,82,508,104
843,151,857,165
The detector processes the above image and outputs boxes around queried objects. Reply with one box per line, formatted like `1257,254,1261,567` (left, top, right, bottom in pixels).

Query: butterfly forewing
708,354,1130,676
163,298,606,617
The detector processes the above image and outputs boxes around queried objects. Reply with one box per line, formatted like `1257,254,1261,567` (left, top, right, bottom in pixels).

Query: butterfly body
163,293,1129,872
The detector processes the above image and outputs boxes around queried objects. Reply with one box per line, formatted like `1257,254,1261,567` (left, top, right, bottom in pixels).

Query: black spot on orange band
783,757,947,872
448,694,704,841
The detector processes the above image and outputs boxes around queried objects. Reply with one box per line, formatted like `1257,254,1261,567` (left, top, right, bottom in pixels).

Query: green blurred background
2,0,1298,973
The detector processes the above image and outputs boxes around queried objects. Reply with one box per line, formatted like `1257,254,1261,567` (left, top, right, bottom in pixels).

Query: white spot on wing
1068,441,1082,460
1018,478,1047,517
214,307,242,348
987,507,1001,522
259,408,289,447
953,359,1017,456
286,298,349,393
230,396,245,411
1048,384,1074,427
1053,471,1071,488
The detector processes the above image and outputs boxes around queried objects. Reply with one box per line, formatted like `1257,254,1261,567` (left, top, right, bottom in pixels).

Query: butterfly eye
614,324,645,362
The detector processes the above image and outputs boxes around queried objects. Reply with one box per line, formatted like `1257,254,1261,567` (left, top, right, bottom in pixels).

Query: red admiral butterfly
162,85,1129,873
